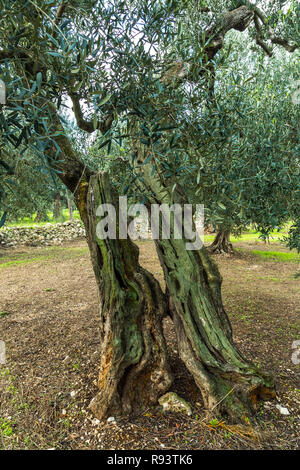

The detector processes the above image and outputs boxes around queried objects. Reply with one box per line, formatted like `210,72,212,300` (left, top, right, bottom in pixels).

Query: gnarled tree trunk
76,173,173,419
208,229,234,254
50,106,275,422
137,164,275,422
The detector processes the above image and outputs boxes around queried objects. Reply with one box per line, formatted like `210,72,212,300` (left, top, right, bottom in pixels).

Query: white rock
276,404,290,415
159,392,192,416
107,416,116,423
70,390,77,398
92,418,100,426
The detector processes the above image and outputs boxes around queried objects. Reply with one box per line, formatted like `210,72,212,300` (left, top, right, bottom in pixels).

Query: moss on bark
80,173,173,418
136,163,275,423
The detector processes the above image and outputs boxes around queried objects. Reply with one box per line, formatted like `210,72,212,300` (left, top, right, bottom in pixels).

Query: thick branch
247,1,298,55
54,2,68,26
254,14,272,57
168,4,298,83
205,6,254,60
0,49,29,61
46,102,92,195
163,6,255,83
52,2,69,37
270,36,298,53
208,3,298,58
70,92,113,135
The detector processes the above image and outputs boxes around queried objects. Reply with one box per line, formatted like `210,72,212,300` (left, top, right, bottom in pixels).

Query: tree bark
137,164,275,423
67,194,74,221
77,173,173,419
53,192,62,220
34,208,49,223
208,229,234,254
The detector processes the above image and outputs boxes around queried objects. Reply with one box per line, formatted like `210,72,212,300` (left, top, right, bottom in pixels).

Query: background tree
0,147,75,223
182,37,300,253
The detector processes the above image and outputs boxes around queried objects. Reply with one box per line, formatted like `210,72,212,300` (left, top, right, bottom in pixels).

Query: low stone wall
0,221,86,248
0,219,207,248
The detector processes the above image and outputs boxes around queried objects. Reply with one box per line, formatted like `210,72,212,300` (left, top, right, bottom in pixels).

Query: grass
252,250,300,263
204,230,288,244
0,257,44,269
0,245,89,269
0,311,10,318
0,418,14,438
256,276,280,282
6,209,81,228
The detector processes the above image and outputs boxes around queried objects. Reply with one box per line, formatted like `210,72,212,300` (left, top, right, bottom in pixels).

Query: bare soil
0,240,299,450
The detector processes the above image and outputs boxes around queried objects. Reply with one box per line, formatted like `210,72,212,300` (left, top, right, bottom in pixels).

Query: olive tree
0,0,298,422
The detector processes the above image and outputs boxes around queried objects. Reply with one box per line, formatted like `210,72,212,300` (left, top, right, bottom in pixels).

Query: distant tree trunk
76,173,173,418
208,229,234,254
67,194,73,221
34,208,49,223
53,192,62,220
136,163,275,422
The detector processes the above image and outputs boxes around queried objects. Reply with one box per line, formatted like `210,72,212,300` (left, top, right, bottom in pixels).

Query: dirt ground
0,239,299,450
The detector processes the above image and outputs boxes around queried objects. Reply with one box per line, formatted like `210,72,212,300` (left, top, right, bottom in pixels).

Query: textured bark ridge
139,165,275,422
82,173,173,419
208,229,234,254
